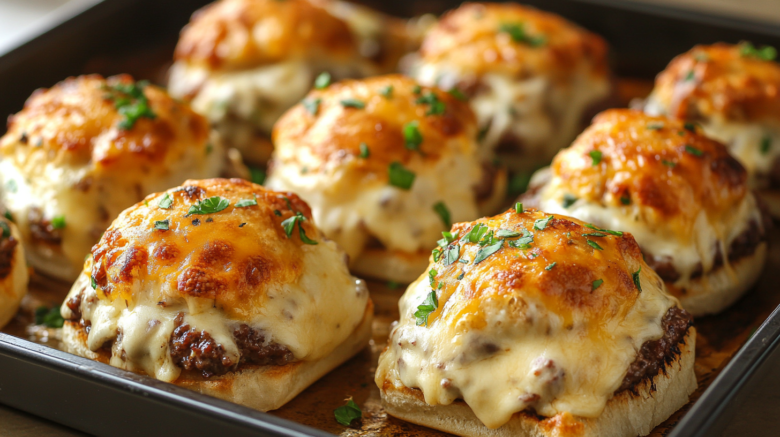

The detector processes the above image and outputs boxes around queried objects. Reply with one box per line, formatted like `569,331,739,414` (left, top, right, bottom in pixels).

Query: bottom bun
351,249,430,284
379,328,696,437
64,300,373,412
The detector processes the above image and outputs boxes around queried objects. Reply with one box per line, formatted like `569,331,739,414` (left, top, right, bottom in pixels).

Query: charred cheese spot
0,75,224,281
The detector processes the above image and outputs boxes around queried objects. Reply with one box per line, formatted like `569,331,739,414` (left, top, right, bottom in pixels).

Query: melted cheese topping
0,75,224,281
0,218,29,328
376,209,677,429
266,75,482,260
60,178,369,382
530,109,759,287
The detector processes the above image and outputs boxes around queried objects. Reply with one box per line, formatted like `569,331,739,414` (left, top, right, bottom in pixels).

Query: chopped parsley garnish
249,167,266,185
51,215,66,230
91,275,97,289
507,229,534,249
620,195,631,205
683,122,698,133
474,239,504,264
432,247,442,262
562,194,578,208
428,268,437,286
515,202,523,213
545,262,557,271
633,267,642,292
499,23,545,46
439,230,459,246
457,272,465,280
154,220,170,231
359,142,370,158
448,88,467,101
388,162,416,190
585,223,623,236
533,215,553,231
334,399,362,426
684,145,703,156
761,136,772,155
464,223,489,243
187,196,230,216
415,92,446,115
281,212,318,245
662,159,677,168
340,99,365,109
646,123,664,130
235,195,258,208
303,98,321,115
684,70,695,81
415,290,439,326
582,232,606,237
459,259,469,264
412,84,422,95
158,193,173,209
443,245,460,266
592,279,604,291
496,229,521,238
739,42,777,61
205,143,213,155
0,221,10,240
34,306,64,328
3,211,12,222
433,201,451,228
103,80,156,130
403,121,423,151
379,85,393,98
586,239,603,250
314,72,331,89
589,150,602,166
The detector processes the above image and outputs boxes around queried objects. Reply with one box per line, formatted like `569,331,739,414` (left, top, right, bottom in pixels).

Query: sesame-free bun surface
524,109,768,315
0,75,224,281
0,217,29,328
60,178,372,410
266,75,502,283
375,208,694,434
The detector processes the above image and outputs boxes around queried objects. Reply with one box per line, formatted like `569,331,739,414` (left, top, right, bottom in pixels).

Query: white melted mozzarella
377,266,676,428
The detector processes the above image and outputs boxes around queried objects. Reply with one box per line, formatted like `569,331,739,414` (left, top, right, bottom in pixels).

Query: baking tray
2,0,780,436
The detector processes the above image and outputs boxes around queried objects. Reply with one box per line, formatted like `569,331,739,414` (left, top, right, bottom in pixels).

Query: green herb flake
416,92,446,116
388,162,416,190
34,306,64,328
586,239,603,250
340,98,365,109
379,85,393,98
334,399,362,426
662,159,677,168
3,211,13,222
314,72,331,89
457,272,465,280
0,221,10,240
359,142,370,158
761,136,772,155
403,121,423,151
303,98,321,115
684,145,704,156
249,167,266,185
620,195,631,205
281,212,318,245
443,244,460,266
592,278,604,291
496,229,521,238
684,70,695,81
415,290,439,326
412,85,422,95
589,150,602,166
739,41,777,61
515,202,523,213
473,239,504,264
187,196,230,216
154,220,170,231
448,88,467,101
432,247,442,262
235,195,258,208
103,80,156,130
545,262,557,271
158,193,173,209
533,215,553,231
499,22,546,47
433,201,451,228
562,194,578,209
464,223,489,243
683,122,698,133
52,215,66,230
91,275,97,289
646,123,664,130
584,223,623,236
428,268,438,286
633,267,642,292
582,232,606,237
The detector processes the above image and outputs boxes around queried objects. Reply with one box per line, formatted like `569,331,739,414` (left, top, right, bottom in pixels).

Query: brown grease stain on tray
4,233,777,436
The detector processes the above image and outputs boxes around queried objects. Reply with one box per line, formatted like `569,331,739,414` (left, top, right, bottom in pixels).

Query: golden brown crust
418,2,608,80
551,109,747,228
1,74,211,172
174,0,358,71
89,178,321,321
272,74,477,176
652,43,780,122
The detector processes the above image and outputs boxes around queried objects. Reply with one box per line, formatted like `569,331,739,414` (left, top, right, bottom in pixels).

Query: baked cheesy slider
376,208,696,437
643,42,780,216
524,109,768,316
0,214,28,328
266,75,506,283
0,75,224,282
168,0,420,164
60,178,373,411
406,2,611,170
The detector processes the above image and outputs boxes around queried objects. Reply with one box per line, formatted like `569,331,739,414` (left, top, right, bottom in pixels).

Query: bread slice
63,299,373,411
379,328,696,437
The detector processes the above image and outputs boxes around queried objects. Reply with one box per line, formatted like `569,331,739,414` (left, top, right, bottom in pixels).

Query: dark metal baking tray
1,1,780,436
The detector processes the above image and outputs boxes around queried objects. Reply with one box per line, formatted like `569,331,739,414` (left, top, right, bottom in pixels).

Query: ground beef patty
169,312,295,378
617,307,693,393
0,236,18,279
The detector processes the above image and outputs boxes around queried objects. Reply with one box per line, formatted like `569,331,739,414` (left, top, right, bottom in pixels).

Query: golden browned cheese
272,74,476,175
550,109,746,237
652,43,780,122
418,2,608,81
89,178,320,321
174,0,358,72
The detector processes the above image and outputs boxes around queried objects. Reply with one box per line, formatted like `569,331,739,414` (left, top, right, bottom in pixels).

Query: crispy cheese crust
0,75,223,281
0,217,28,328
60,179,372,410
376,208,691,434
525,109,767,315
266,75,497,282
